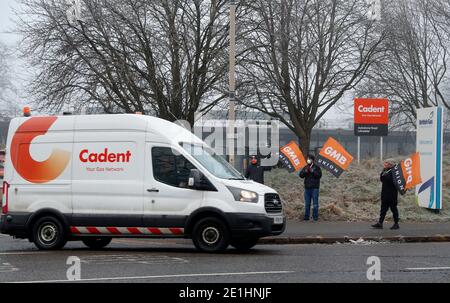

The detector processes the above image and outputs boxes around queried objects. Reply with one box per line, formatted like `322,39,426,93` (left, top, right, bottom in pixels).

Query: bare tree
238,0,385,154
17,0,241,124
358,0,450,129
0,41,20,118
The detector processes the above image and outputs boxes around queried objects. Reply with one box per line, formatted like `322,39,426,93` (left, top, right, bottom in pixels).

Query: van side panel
7,117,74,215
71,126,145,227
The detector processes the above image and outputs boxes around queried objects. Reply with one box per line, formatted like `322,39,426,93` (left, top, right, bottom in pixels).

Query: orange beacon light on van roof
23,106,31,117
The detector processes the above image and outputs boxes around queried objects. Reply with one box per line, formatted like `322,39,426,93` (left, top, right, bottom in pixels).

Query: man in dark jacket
245,156,268,184
299,154,322,221
372,159,400,230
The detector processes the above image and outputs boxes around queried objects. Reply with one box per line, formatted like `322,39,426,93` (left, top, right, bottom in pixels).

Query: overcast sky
0,0,21,45
0,0,31,110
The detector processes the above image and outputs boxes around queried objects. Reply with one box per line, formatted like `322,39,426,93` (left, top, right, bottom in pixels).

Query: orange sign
10,117,71,184
279,141,306,173
354,98,389,136
317,137,354,177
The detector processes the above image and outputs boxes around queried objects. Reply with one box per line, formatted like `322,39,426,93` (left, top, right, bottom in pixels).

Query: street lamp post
228,1,236,167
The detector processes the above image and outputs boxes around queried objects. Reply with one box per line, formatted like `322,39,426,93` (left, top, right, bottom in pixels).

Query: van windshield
181,143,244,180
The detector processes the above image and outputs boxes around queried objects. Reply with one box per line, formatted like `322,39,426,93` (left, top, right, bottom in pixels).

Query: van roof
12,114,203,146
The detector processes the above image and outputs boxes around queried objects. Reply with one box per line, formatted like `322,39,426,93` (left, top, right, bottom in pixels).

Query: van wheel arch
27,209,70,241
185,208,230,236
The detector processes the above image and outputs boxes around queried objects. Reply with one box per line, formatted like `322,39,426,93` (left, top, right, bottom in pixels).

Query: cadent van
0,114,285,252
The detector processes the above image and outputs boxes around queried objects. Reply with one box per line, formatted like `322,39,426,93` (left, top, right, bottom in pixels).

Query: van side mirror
188,169,216,191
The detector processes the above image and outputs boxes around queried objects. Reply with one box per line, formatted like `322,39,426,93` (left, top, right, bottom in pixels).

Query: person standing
372,159,400,230
245,155,267,184
299,155,322,222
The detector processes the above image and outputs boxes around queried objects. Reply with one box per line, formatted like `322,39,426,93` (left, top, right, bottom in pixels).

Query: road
0,234,450,283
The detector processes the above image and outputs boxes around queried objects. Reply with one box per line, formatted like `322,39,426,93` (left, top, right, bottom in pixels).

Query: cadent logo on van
11,117,71,184
79,149,132,163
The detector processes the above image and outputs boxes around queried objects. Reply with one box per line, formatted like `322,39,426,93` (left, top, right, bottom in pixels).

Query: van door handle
147,188,159,193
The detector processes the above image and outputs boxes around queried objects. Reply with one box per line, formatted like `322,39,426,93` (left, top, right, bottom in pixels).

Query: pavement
260,221,450,244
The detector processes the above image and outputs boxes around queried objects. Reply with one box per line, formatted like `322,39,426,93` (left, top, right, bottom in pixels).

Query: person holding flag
372,159,400,230
245,155,270,184
299,155,322,222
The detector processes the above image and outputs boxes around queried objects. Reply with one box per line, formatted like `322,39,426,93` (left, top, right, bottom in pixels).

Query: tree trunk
295,128,311,157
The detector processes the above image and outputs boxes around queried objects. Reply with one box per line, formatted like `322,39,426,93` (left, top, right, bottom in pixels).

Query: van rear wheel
231,237,259,251
82,237,112,249
32,216,67,250
192,217,230,253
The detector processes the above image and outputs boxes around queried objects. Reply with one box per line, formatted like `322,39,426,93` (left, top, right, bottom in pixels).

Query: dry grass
266,154,450,222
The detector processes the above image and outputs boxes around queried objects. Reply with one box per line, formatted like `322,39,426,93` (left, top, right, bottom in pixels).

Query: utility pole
228,1,236,167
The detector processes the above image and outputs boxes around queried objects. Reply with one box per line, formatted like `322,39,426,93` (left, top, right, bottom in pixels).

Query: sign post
416,107,444,210
354,98,389,162
380,136,383,161
357,136,361,164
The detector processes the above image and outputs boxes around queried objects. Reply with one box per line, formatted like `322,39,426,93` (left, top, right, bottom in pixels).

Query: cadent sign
354,98,389,136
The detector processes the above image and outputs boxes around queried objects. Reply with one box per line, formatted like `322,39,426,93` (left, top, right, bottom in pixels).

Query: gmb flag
392,152,422,195
317,137,354,178
279,141,307,173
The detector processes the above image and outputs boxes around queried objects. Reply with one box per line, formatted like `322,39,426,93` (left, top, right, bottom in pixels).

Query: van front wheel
192,217,230,253
82,237,112,249
32,216,67,250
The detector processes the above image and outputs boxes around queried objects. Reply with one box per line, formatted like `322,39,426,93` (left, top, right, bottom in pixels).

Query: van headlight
227,186,259,203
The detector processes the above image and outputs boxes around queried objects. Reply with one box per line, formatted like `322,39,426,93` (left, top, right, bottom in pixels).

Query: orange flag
392,152,422,194
317,137,354,178
279,141,307,173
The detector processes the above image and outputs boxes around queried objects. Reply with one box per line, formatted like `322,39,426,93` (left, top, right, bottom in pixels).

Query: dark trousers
304,188,319,221
379,200,399,224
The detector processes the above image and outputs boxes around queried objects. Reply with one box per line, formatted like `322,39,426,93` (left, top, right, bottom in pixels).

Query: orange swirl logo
10,117,71,183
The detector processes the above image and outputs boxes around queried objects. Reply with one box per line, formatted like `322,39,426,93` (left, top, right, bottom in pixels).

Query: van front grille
264,193,283,213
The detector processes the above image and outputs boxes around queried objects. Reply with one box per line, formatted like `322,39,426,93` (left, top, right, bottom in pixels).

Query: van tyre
82,237,112,249
231,237,259,251
32,216,67,250
192,217,230,253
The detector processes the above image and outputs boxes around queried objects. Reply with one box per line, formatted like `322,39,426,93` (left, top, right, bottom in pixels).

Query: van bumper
0,213,30,238
225,213,286,238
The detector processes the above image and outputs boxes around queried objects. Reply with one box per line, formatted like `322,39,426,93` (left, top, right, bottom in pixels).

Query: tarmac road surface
0,235,449,283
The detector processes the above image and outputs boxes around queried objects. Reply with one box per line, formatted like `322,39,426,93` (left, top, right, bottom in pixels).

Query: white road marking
10,270,294,283
0,262,19,273
0,252,50,255
80,254,188,265
405,267,450,271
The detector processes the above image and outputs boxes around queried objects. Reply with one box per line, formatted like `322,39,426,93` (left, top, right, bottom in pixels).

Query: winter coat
245,164,270,184
380,168,398,204
299,164,322,189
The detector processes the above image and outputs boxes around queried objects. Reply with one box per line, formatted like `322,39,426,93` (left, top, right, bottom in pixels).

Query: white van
0,114,285,252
